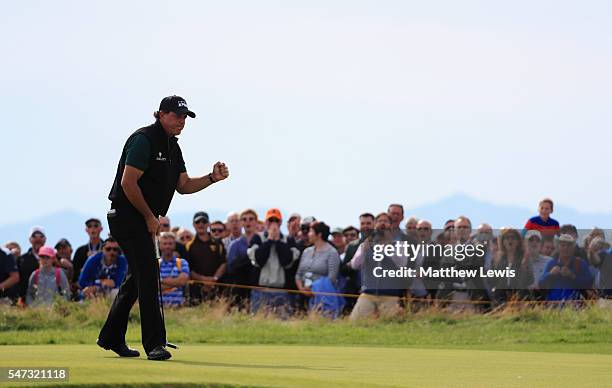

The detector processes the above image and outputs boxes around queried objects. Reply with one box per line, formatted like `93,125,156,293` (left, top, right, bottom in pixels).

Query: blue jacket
539,257,592,301
78,252,127,289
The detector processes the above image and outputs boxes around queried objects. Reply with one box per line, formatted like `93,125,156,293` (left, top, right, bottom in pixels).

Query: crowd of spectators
2,198,611,319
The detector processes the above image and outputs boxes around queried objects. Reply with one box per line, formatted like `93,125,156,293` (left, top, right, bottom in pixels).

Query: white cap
525,230,542,241
29,226,46,237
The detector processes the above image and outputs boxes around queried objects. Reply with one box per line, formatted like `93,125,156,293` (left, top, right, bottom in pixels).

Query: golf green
1,344,611,387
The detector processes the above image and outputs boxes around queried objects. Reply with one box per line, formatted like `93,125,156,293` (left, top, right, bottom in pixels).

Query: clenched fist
212,161,229,182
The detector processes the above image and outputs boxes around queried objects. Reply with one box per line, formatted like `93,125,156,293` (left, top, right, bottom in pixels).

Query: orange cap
265,208,282,222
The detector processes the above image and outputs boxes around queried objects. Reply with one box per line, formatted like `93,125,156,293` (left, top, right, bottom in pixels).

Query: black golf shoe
96,338,140,357
147,345,172,361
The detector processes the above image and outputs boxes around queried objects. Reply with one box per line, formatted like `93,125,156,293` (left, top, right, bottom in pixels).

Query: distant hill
2,194,610,251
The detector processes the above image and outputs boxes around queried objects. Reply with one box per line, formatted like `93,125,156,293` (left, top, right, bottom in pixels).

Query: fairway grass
1,344,611,387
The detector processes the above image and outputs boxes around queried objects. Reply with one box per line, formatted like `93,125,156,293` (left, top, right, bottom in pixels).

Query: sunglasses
417,227,431,231
195,220,208,225
104,247,119,252
160,223,170,228
211,228,224,233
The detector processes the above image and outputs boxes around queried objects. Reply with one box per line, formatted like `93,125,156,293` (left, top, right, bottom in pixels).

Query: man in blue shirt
158,232,189,306
539,234,592,301
79,237,127,299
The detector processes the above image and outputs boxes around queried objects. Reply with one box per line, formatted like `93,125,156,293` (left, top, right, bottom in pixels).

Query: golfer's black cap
159,95,196,118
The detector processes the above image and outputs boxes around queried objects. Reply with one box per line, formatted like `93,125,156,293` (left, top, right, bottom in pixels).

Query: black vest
108,121,183,218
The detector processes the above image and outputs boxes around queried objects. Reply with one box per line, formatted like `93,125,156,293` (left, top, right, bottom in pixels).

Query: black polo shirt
108,121,187,219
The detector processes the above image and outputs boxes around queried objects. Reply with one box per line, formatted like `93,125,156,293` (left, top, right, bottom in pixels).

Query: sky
1,0,611,227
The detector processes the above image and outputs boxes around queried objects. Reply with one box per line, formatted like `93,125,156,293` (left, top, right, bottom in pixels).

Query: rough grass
1,298,611,354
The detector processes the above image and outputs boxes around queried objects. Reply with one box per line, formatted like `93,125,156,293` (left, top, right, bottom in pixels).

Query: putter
154,235,178,350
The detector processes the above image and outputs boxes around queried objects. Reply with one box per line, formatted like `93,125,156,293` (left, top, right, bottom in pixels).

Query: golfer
97,95,229,360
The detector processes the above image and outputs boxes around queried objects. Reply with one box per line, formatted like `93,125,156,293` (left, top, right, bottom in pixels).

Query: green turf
1,344,611,388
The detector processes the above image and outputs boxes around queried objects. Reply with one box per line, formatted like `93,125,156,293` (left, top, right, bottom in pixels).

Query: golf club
154,235,178,350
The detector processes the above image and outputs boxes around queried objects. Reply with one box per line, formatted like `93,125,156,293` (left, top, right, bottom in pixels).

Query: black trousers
98,213,165,353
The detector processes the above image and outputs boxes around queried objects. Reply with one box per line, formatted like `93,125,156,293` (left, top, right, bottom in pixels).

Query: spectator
158,232,190,307
295,222,341,295
341,226,359,261
409,219,436,301
176,228,194,246
541,237,555,257
387,203,404,231
17,226,46,301
404,216,418,240
455,216,472,244
448,216,489,310
287,213,301,241
473,223,494,270
222,212,243,251
330,227,346,255
342,226,359,245
226,209,260,308
4,241,21,258
490,228,533,304
0,247,20,304
210,221,227,246
295,216,316,252
523,230,552,299
159,216,188,259
54,239,74,282
524,198,560,237
72,218,104,289
339,213,374,312
436,219,456,245
78,237,127,299
256,220,266,234
595,245,612,298
539,234,593,302
349,212,407,321
585,236,609,297
583,228,605,254
557,224,586,261
345,214,375,261
247,208,299,315
26,246,70,306
159,216,171,232
186,211,227,304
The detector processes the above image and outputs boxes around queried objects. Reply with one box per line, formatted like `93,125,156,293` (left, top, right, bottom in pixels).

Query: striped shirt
524,216,560,236
159,257,189,306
